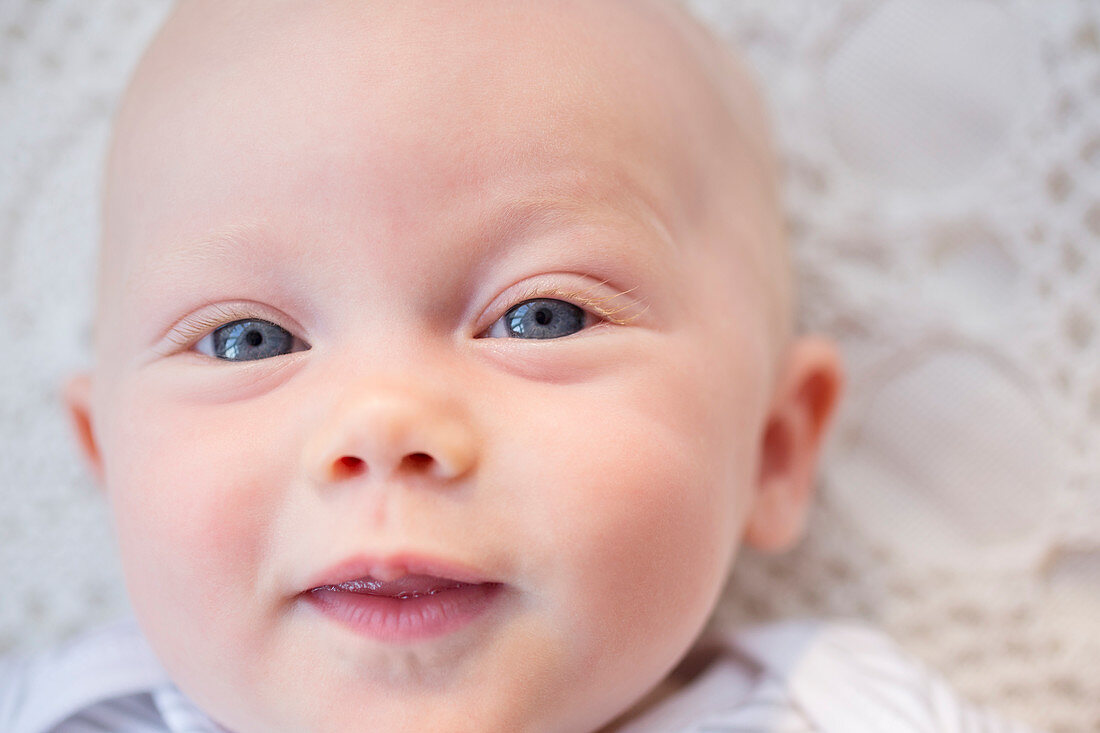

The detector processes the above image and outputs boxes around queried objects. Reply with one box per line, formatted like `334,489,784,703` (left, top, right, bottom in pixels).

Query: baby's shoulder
0,618,180,733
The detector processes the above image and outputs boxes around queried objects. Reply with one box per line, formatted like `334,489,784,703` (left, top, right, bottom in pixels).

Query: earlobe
63,374,104,485
744,336,844,553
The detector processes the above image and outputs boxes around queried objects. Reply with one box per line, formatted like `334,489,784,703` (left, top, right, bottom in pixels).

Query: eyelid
478,278,649,335
154,302,306,356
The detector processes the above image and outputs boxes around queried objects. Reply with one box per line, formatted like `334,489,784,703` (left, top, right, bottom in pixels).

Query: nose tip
304,390,477,487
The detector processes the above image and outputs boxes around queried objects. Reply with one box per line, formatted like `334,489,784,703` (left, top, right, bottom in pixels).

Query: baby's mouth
310,574,483,599
303,569,505,642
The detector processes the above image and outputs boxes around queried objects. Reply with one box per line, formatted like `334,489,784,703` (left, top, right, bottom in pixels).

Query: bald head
100,0,791,364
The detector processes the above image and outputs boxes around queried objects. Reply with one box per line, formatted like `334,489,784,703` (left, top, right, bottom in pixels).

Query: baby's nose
302,386,478,487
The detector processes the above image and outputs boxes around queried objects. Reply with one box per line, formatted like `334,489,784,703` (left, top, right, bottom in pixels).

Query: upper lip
303,553,497,593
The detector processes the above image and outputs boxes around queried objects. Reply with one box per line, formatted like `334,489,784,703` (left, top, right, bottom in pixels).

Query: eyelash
164,303,283,351
163,283,645,351
502,282,644,328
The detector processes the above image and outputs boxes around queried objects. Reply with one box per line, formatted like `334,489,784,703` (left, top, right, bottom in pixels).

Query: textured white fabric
0,618,1034,733
0,1,1097,731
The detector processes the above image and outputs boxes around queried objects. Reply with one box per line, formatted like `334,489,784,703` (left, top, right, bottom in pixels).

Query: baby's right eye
194,319,310,361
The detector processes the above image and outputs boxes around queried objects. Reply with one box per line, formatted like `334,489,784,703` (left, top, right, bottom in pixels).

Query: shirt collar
151,685,231,733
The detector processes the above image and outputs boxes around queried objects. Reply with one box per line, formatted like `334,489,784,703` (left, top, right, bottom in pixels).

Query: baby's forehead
100,0,787,344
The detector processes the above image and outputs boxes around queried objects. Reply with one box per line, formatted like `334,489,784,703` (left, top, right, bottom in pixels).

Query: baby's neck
595,640,724,732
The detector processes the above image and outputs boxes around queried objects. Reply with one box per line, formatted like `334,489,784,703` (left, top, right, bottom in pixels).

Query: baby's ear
63,374,105,486
744,336,844,553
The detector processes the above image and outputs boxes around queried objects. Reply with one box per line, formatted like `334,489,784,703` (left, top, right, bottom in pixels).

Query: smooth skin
65,1,842,731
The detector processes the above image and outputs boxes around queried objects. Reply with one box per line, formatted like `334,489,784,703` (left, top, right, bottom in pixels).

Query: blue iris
211,319,296,361
503,299,586,339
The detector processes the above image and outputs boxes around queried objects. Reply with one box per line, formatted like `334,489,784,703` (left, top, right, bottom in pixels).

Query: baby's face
70,1,836,731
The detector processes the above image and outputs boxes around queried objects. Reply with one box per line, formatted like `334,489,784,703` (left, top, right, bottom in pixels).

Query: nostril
326,452,443,482
333,455,366,479
403,452,434,471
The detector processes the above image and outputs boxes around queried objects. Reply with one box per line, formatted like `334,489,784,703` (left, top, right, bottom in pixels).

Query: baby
1,1,1037,731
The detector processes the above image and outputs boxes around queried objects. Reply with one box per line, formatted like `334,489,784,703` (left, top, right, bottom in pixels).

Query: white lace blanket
1,1,1096,730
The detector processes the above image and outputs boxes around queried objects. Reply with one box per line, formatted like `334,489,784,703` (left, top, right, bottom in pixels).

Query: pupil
245,330,264,347
534,308,552,326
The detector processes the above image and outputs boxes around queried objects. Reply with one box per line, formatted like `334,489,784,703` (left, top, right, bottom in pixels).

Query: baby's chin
137,602,653,733
182,660,638,733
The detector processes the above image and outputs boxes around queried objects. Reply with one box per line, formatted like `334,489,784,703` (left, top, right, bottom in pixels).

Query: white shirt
0,618,1037,732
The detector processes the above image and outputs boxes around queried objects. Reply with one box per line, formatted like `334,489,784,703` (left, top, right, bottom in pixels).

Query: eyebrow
153,220,271,272
126,168,681,355
155,182,676,275
478,179,679,262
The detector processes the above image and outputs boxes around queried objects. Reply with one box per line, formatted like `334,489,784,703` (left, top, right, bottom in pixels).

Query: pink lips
302,556,504,642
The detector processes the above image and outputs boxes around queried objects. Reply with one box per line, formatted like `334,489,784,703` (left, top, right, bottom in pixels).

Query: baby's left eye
195,319,309,361
482,299,589,339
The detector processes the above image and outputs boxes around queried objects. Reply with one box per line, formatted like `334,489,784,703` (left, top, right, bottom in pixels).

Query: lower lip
306,583,504,642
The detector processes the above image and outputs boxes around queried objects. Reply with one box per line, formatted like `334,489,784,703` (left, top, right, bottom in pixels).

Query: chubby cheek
100,383,283,659
556,438,733,647
503,334,758,708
